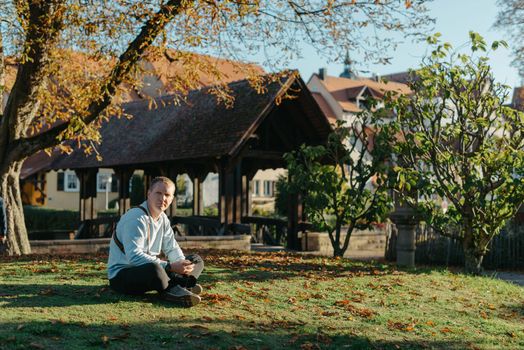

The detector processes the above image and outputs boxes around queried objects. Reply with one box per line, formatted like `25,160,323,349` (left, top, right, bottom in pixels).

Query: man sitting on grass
107,176,203,307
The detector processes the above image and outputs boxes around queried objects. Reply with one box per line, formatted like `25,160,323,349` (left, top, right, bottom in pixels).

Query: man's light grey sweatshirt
107,202,184,280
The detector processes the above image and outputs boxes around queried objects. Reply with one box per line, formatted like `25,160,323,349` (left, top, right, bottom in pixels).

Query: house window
64,171,79,192
97,173,112,192
263,180,273,197
97,173,118,192
254,180,260,196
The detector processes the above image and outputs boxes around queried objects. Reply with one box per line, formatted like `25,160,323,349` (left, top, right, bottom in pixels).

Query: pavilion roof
38,72,331,172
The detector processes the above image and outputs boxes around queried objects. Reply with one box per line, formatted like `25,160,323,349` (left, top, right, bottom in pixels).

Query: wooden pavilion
45,72,332,249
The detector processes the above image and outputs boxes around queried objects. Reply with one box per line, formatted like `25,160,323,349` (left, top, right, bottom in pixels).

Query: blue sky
291,0,520,89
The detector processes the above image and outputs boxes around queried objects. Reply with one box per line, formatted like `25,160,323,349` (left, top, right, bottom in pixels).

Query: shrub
23,206,79,231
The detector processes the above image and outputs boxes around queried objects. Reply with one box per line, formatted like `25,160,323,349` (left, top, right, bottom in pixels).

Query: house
307,65,411,124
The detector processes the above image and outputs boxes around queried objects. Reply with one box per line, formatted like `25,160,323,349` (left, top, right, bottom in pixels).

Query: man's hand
169,259,195,275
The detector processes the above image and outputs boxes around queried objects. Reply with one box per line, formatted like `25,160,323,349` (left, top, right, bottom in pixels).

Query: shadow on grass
0,283,129,308
0,318,484,350
500,303,524,319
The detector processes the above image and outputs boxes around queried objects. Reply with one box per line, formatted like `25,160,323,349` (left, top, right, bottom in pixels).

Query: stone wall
30,235,252,255
301,228,387,259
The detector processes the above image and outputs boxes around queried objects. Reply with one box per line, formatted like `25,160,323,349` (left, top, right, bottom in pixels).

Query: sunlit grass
0,251,522,349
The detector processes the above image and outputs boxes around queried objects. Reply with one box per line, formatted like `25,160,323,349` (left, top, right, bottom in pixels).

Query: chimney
318,68,327,80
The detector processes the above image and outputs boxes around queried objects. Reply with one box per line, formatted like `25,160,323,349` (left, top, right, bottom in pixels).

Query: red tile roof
316,75,411,113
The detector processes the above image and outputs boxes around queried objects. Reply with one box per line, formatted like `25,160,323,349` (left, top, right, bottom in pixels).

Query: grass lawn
0,250,523,350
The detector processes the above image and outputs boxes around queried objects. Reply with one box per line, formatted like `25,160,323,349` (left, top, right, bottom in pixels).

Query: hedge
23,206,80,232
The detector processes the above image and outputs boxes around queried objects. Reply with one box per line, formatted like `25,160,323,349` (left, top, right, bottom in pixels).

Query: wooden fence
385,220,524,269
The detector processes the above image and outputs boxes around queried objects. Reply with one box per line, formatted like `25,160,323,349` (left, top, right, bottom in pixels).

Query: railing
171,216,251,236
76,216,120,239
75,214,254,240
28,230,75,240
241,216,288,245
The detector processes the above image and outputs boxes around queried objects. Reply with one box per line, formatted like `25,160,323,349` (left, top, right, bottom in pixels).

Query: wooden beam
233,163,242,223
114,168,134,215
192,177,204,216
75,169,98,222
243,150,284,160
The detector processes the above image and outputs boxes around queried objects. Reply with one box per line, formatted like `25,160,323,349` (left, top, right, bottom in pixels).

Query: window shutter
57,172,64,191
111,174,118,192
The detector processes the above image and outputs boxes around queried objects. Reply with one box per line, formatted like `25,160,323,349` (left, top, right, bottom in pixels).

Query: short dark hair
149,176,175,191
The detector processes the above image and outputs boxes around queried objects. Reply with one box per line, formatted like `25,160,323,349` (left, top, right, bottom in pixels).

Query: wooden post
218,162,237,231
218,166,227,228
76,169,98,221
233,163,242,224
241,175,251,218
192,176,204,216
167,168,178,219
114,168,133,215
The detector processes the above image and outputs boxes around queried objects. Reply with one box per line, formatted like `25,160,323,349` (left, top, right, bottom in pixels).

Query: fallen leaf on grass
101,335,110,346
202,293,233,304
316,332,332,344
110,332,130,341
300,342,321,350
310,293,325,299
387,320,416,332
288,334,301,344
39,288,55,296
184,333,201,339
190,325,210,331
335,301,375,318
321,311,338,317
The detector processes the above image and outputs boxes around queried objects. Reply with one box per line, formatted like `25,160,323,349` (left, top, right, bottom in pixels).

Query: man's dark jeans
109,254,204,295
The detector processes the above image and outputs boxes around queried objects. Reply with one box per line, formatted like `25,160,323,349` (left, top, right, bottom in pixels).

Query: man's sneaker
161,285,201,307
188,284,203,295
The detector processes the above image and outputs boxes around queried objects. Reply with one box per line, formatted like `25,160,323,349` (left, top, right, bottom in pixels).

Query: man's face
147,181,175,213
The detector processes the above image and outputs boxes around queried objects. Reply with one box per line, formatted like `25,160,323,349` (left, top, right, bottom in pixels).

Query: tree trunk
462,226,484,275
331,221,344,258
0,159,30,255
463,246,484,275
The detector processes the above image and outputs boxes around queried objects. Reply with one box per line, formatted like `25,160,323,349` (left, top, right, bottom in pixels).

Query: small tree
284,112,395,257
391,32,524,274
